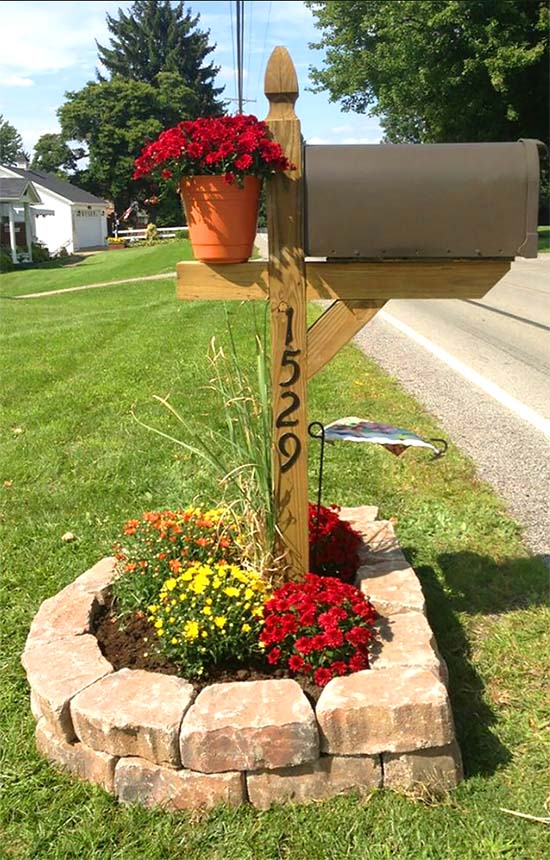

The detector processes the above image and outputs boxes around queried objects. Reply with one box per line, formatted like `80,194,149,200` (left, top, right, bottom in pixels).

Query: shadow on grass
403,548,548,779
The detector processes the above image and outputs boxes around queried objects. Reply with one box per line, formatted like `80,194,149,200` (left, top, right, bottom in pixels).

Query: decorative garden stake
307,418,448,566
176,46,540,580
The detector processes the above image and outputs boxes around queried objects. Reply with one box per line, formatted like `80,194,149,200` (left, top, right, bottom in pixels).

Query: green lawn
1,254,548,859
538,226,549,253
0,239,192,298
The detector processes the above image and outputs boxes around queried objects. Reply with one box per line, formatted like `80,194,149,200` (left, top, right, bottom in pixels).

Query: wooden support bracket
307,300,386,380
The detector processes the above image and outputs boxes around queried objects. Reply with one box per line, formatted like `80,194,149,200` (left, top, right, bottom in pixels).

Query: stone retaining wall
22,507,463,811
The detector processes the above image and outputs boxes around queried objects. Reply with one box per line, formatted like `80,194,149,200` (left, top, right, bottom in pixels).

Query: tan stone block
316,667,454,755
180,679,318,773
357,521,404,562
30,690,43,722
22,635,113,741
383,741,463,791
115,757,244,810
247,754,381,810
357,558,426,616
23,557,117,652
72,556,118,597
370,612,446,682
71,668,194,767
337,505,379,527
36,718,117,792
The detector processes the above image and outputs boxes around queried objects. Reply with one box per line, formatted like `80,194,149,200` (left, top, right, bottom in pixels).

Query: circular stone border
22,507,462,811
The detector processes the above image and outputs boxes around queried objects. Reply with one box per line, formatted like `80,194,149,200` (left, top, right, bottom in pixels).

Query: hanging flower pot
180,175,260,264
133,115,293,264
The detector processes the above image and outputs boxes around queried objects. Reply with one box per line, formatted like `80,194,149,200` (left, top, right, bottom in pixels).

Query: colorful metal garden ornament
322,416,447,457
308,418,447,564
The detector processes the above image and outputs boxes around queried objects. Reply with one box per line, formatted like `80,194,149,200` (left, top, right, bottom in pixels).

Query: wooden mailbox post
176,46,530,578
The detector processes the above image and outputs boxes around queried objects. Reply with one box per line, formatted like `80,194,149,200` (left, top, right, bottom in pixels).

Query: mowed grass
0,239,192,298
1,259,549,859
538,226,550,253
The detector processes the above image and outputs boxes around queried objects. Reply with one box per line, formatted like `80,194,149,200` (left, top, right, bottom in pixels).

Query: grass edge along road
1,266,549,859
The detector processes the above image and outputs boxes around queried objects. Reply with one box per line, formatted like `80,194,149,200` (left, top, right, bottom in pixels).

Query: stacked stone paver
22,509,462,811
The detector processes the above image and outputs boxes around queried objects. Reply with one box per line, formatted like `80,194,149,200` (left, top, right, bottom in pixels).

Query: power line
229,1,237,105
256,1,273,106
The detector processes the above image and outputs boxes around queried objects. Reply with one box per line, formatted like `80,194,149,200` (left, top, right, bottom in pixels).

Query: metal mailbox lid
304,140,540,259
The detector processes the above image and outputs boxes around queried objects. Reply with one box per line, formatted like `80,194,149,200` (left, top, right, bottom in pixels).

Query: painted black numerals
278,433,302,473
276,305,302,472
280,348,301,387
276,391,300,427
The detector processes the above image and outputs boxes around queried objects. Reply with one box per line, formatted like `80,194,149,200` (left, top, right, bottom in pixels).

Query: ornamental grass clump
112,507,243,618
308,502,363,584
260,574,377,687
148,561,269,677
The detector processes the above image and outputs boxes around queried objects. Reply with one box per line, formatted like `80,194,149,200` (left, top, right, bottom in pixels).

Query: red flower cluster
133,115,293,185
260,574,377,687
309,503,362,584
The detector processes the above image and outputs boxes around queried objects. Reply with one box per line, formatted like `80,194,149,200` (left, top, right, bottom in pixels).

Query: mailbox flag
322,416,444,457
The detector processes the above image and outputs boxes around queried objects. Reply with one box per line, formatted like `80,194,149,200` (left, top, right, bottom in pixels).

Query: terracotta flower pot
179,175,260,264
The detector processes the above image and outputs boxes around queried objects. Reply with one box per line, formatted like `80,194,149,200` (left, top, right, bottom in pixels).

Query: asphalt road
354,256,550,563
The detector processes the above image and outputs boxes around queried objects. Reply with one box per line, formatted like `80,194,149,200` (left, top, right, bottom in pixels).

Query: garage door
74,209,103,249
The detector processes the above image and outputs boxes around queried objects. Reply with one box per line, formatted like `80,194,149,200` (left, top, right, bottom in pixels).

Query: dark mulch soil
95,598,322,703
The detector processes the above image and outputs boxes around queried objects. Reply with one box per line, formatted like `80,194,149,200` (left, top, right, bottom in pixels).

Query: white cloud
0,75,34,88
306,136,331,145
332,124,353,134
0,1,122,76
217,65,249,83
342,136,382,145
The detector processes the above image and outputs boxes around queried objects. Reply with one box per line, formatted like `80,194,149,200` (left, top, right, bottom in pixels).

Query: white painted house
0,162,108,260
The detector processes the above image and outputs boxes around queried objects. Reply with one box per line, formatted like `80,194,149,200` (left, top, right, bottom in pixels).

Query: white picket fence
116,226,189,242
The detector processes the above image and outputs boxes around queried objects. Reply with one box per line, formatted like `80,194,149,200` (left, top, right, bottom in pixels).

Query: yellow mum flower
154,620,163,629
148,604,158,613
213,616,226,629
244,588,254,600
241,623,251,633
224,586,239,598
202,606,212,616
183,620,199,640
165,578,177,591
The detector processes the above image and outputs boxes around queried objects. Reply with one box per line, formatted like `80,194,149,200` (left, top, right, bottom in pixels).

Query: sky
0,0,382,155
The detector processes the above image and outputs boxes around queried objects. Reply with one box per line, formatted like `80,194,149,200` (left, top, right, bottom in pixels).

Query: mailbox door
304,140,540,259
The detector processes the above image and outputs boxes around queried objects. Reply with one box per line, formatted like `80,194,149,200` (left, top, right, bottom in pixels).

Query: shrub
107,237,126,246
112,507,244,618
31,241,50,262
260,574,377,687
147,561,269,676
0,250,14,272
308,503,362,583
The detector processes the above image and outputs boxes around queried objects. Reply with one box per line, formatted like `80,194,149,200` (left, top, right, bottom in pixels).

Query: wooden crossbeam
176,258,511,302
307,300,386,380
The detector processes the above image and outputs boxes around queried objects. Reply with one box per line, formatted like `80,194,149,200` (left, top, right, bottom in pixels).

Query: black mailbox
304,140,541,259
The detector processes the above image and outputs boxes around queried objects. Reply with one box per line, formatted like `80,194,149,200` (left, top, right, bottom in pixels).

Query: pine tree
96,0,223,114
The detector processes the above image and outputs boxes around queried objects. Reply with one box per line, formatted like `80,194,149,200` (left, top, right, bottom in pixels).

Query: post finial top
264,46,298,105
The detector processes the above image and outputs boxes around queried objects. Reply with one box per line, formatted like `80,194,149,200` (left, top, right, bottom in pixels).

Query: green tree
306,0,549,144
96,0,223,114
60,75,198,212
31,133,85,176
0,115,24,165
